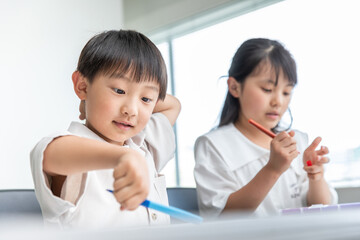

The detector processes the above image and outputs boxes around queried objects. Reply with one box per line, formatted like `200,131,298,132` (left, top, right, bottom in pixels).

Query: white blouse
194,123,338,218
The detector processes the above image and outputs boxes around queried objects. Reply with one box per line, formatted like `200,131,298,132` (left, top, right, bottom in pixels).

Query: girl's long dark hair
219,38,297,130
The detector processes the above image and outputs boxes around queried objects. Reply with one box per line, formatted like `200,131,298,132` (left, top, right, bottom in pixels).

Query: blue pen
106,189,203,224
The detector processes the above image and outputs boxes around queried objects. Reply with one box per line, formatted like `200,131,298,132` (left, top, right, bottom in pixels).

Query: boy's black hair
77,30,167,100
219,38,297,129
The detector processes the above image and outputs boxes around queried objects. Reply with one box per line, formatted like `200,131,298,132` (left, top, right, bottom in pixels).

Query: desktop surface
1,209,360,240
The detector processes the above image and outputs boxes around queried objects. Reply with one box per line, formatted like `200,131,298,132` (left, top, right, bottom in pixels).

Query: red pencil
248,118,276,138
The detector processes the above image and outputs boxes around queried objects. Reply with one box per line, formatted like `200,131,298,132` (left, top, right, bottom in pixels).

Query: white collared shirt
194,123,338,218
30,113,175,229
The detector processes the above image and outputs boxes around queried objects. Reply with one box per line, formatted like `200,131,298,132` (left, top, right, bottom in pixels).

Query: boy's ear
227,77,241,98
72,71,88,100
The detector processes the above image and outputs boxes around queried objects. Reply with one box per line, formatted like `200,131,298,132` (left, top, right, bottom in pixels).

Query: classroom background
1,0,360,204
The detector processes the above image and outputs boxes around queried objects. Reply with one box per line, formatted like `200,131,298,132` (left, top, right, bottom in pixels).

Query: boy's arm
153,94,181,126
43,136,134,175
43,135,149,210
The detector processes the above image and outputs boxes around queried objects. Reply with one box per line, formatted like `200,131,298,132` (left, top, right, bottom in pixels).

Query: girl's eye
283,92,291,96
114,88,125,94
142,97,152,103
261,88,272,93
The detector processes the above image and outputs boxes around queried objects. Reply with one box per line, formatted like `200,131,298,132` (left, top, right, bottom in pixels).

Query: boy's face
83,72,160,145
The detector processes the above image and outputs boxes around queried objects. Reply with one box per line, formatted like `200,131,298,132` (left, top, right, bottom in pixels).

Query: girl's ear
227,77,241,98
72,71,88,100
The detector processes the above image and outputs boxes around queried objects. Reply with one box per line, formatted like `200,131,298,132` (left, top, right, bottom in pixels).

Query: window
158,0,360,187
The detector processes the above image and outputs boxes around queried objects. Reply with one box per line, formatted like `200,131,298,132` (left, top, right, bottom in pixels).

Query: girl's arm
224,131,299,211
153,94,181,126
303,137,332,205
43,136,149,210
225,164,281,211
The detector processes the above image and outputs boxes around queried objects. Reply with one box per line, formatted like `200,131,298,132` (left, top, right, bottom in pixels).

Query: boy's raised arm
43,136,145,177
153,94,181,126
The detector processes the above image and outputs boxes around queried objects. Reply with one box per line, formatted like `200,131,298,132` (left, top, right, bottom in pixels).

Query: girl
194,38,337,218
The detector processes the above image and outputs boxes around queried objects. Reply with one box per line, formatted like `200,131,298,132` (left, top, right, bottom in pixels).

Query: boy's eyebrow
144,85,160,92
109,74,160,92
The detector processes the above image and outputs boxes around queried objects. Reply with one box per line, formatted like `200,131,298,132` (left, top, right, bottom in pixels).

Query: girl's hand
267,131,299,174
112,149,150,211
303,137,329,181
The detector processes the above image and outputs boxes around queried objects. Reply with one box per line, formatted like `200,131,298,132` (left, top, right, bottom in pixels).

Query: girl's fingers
307,137,322,151
315,146,329,156
304,167,320,174
317,156,329,164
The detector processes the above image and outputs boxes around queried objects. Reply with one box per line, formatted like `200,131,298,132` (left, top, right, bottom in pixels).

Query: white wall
0,0,123,189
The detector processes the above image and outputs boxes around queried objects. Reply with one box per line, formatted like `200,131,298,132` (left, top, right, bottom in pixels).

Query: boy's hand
267,131,299,174
303,137,329,181
112,149,150,211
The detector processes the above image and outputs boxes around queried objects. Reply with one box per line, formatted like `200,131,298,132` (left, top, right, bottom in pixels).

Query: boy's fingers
121,194,146,211
113,177,133,191
113,167,127,179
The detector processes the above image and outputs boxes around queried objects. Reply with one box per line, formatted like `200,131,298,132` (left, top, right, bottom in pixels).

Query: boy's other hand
112,149,150,211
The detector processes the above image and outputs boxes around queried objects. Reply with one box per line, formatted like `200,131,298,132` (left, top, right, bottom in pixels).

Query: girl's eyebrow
260,79,276,84
261,79,294,87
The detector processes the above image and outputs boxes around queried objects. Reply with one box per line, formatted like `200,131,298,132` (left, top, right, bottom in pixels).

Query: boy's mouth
113,121,134,128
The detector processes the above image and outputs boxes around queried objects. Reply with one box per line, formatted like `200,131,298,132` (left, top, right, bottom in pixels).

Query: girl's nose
270,92,283,107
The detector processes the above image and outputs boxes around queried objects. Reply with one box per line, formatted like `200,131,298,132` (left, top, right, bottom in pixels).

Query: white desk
1,209,360,239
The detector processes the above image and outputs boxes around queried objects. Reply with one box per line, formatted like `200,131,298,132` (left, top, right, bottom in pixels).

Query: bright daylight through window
157,0,360,188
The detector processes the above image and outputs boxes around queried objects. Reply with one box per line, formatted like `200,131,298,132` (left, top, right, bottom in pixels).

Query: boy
30,30,181,228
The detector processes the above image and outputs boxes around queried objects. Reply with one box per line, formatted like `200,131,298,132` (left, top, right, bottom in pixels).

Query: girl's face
232,62,294,131
83,72,159,146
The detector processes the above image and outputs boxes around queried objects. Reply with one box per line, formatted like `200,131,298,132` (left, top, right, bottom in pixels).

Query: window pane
172,0,360,187
157,42,177,187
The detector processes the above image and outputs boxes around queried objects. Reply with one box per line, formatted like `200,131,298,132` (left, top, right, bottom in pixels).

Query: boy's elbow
169,96,181,126
43,147,56,176
174,96,181,116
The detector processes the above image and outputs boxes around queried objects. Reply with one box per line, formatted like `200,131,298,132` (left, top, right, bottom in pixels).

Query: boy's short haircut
77,30,167,100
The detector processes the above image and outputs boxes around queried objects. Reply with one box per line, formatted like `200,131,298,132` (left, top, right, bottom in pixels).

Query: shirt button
151,212,157,221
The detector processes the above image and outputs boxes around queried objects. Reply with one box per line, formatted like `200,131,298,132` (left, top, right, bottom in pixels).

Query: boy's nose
120,101,137,117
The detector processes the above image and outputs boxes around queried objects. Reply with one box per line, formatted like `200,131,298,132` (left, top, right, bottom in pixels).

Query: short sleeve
30,132,76,223
194,136,239,218
143,113,175,172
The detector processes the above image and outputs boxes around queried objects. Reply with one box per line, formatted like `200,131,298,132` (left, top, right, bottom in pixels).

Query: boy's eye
142,97,152,103
114,88,125,94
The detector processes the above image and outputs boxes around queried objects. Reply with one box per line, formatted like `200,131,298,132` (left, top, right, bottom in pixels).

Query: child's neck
234,119,272,150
